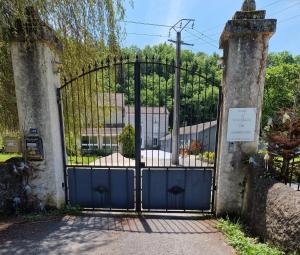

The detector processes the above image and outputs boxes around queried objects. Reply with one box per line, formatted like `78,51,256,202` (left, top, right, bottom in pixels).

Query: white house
125,106,169,149
80,93,169,152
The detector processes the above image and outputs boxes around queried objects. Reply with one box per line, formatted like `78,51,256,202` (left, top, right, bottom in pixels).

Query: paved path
0,213,235,255
92,151,212,167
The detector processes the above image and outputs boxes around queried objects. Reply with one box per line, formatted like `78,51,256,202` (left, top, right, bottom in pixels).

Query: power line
127,32,168,38
190,0,289,38
124,20,172,28
184,29,219,49
279,14,300,23
199,23,223,34
271,1,300,16
262,0,283,8
187,27,219,43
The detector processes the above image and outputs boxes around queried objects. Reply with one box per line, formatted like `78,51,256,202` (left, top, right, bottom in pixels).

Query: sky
121,0,300,56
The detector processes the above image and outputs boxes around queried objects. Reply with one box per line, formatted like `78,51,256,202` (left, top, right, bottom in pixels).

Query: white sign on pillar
227,108,257,142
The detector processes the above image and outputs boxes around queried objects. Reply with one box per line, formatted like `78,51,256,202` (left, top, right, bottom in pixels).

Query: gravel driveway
0,213,235,255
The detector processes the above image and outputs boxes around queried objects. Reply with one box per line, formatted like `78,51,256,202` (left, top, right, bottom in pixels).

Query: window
81,136,89,145
102,136,118,147
103,136,111,145
90,136,98,145
111,136,118,145
81,136,98,150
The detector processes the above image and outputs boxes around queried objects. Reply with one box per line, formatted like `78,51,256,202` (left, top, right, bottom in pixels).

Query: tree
119,124,135,158
0,42,18,134
0,0,130,133
263,52,300,125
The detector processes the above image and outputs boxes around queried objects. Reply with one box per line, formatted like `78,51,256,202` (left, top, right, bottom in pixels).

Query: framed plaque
227,108,257,142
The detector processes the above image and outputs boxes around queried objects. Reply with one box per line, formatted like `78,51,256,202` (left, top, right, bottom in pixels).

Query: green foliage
0,153,21,162
67,155,94,165
0,0,130,133
121,44,221,126
0,42,18,133
119,124,135,158
199,151,215,163
218,218,284,255
263,51,300,126
94,148,113,157
23,205,82,222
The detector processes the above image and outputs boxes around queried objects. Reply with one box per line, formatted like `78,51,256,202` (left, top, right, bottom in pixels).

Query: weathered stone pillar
215,0,276,215
9,8,65,208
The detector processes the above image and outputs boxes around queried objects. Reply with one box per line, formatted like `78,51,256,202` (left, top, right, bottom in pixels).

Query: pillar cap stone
241,0,256,11
219,2,277,49
8,7,62,52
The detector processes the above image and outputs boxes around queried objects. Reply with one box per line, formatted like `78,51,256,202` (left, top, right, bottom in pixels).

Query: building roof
160,120,217,141
125,106,169,114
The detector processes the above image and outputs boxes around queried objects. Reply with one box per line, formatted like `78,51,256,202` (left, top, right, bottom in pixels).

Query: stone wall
242,162,300,252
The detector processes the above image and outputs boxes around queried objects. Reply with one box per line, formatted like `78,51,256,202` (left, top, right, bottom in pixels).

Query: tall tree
0,0,131,132
263,51,300,125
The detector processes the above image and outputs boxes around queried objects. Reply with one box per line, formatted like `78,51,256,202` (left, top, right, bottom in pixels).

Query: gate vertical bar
57,88,68,204
171,31,181,165
212,83,222,213
134,56,142,212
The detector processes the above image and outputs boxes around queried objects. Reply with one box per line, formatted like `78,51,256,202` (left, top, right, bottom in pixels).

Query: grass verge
68,155,99,165
217,217,286,255
0,153,22,162
22,206,82,222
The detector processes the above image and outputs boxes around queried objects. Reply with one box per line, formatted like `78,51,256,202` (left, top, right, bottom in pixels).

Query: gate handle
94,185,109,194
168,186,185,195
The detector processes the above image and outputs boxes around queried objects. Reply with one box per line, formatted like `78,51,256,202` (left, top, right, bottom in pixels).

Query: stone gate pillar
215,0,276,215
9,8,65,208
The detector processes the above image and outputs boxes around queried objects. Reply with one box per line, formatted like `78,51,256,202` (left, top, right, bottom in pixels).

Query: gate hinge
213,185,217,191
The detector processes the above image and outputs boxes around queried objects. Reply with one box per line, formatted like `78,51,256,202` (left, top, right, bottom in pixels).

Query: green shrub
66,147,77,156
203,151,215,162
95,148,113,157
119,124,135,158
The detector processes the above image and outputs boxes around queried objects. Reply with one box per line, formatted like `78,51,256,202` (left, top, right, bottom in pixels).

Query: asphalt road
0,213,235,255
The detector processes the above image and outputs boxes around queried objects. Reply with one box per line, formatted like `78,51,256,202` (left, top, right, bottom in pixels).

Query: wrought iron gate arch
58,56,221,213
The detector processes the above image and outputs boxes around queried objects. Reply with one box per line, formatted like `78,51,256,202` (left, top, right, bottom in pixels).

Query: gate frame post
134,56,142,212
215,1,277,216
56,88,68,204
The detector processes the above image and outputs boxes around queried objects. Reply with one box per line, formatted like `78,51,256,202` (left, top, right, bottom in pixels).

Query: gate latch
168,186,185,195
94,185,109,194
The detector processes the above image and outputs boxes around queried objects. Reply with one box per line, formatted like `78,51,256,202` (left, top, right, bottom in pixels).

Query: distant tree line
0,1,299,140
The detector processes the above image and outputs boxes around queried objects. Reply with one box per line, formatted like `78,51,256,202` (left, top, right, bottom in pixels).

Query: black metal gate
57,56,221,213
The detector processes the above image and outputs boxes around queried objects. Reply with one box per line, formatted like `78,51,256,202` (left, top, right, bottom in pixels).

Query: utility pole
169,19,194,165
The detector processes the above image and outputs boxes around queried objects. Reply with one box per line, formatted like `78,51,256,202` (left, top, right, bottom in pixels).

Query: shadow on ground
0,213,233,255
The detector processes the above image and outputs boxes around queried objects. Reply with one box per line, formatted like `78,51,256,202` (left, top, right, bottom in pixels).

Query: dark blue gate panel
142,169,212,210
68,168,134,209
